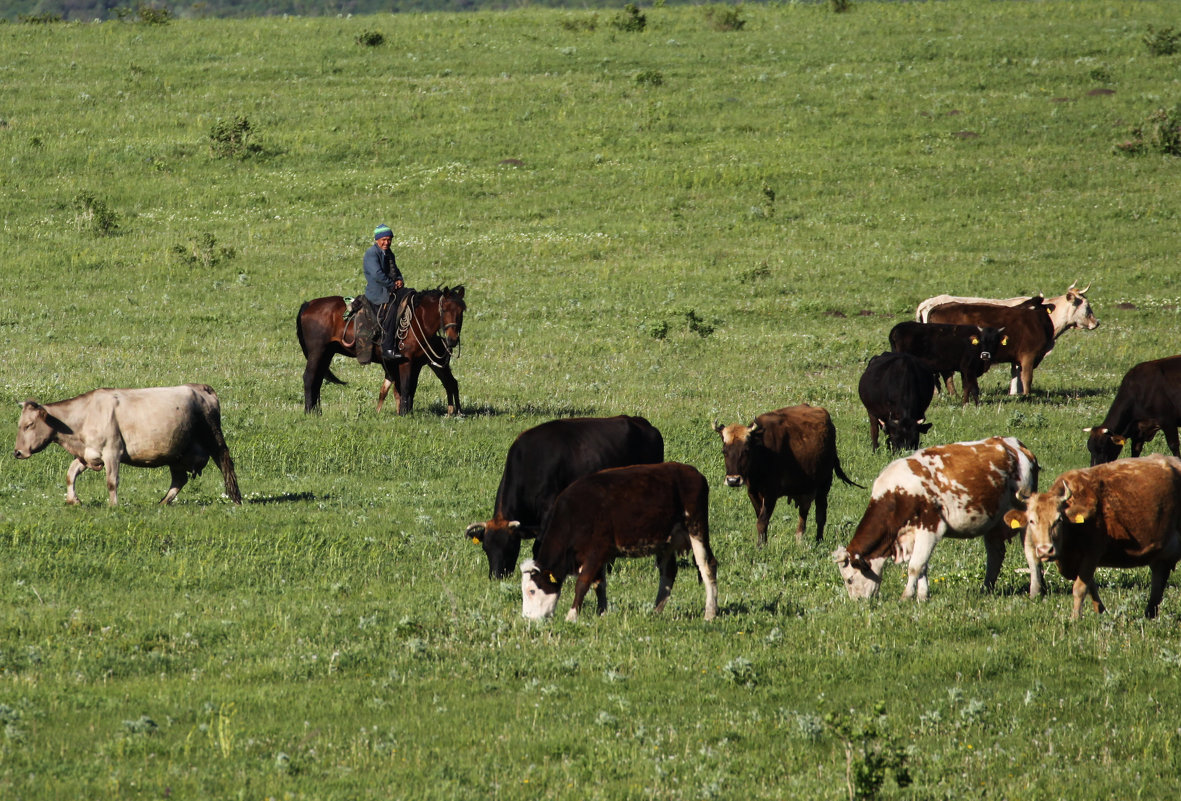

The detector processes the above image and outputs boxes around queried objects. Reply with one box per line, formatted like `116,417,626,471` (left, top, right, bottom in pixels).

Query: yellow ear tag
1111,435,1127,446
1008,518,1022,529
970,336,979,345
471,537,481,544
1073,514,1086,524
548,573,557,584
1001,336,1009,346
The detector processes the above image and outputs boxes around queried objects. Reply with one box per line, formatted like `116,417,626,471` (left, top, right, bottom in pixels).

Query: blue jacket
363,244,403,305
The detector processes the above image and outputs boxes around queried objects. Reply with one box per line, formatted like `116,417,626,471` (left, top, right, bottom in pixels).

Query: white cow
14,384,241,506
833,437,1041,601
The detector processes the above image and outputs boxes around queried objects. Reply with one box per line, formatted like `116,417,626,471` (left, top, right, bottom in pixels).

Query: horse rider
364,224,411,363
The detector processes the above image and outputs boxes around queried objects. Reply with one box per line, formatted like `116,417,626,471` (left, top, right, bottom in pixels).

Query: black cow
889,321,1005,405
858,352,935,452
1086,355,1181,465
465,415,664,578
927,299,1056,396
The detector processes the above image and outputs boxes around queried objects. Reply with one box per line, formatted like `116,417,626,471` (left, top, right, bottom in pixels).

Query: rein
409,293,461,368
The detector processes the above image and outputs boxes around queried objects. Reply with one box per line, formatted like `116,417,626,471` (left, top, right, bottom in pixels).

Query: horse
296,286,466,416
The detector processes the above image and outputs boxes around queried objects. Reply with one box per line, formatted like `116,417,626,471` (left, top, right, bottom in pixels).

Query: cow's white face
520,560,561,619
833,547,886,599
13,402,53,459
1007,489,1072,561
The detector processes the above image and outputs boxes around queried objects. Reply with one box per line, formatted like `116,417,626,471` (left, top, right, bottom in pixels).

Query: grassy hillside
1,2,1180,798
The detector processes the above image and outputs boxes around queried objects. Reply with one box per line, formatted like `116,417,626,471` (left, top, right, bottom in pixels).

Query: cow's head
466,517,524,580
713,421,761,487
879,415,931,453
1003,480,1094,561
13,401,59,459
1061,282,1099,331
833,546,886,599
519,559,562,619
1084,426,1126,466
970,326,1007,363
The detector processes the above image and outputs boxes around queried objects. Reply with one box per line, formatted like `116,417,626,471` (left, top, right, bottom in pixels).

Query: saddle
344,292,416,365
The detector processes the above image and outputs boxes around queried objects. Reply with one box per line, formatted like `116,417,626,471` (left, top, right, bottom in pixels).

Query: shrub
560,14,598,32
356,30,384,47
704,5,745,33
1115,106,1181,157
1143,25,1180,57
73,192,120,237
830,0,853,13
18,13,63,23
634,69,663,87
611,4,646,33
208,115,259,159
172,232,236,270
115,3,174,24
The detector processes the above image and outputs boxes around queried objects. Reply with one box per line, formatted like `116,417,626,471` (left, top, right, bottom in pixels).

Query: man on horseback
364,224,412,363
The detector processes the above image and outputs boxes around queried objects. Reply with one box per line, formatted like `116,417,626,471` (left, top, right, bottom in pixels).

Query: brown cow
519,462,718,622
1004,455,1181,619
915,282,1099,340
927,300,1056,395
13,385,241,506
714,404,860,546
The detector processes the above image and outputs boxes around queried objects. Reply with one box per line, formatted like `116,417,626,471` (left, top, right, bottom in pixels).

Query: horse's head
439,285,466,349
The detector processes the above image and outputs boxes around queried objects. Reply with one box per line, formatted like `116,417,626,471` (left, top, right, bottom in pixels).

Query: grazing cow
1085,355,1181,466
713,404,861,546
1004,455,1181,619
927,299,1057,396
915,282,1099,341
13,384,241,506
857,352,935,452
466,415,664,579
519,462,718,622
833,437,1041,600
888,321,1005,405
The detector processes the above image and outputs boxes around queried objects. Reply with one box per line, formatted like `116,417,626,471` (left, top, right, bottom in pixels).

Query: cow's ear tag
970,336,979,345
548,573,557,584
471,537,481,545
1073,514,1086,524
1001,335,1009,346
1008,518,1022,529
1111,435,1127,446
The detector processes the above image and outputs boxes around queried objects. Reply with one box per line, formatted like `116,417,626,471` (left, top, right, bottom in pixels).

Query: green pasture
0,1,1179,797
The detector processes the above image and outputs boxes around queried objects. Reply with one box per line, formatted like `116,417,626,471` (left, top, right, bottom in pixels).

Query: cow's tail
296,301,346,386
833,458,865,489
198,396,242,504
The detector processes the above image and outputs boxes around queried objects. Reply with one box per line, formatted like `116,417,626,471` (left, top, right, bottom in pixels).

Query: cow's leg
1145,561,1175,619
813,491,828,543
868,416,880,451
654,549,678,613
65,458,88,505
103,460,121,506
687,535,719,621
793,495,813,541
594,570,608,616
160,464,189,505
1071,560,1104,618
1020,529,1046,597
1008,364,1022,395
981,529,1007,592
902,529,938,601
755,493,777,548
566,569,597,622
1165,427,1180,458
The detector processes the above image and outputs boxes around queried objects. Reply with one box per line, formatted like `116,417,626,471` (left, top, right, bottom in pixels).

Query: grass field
1,1,1180,798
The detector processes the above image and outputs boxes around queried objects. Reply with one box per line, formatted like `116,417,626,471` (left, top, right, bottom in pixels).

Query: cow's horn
465,522,485,535
520,559,539,575
1058,482,1073,501
713,420,724,433
508,520,521,530
1080,282,1091,294
748,422,760,434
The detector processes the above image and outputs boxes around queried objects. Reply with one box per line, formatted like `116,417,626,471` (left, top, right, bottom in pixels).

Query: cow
915,282,1099,341
519,462,718,622
926,299,1057,396
857,352,935,452
466,415,664,579
832,436,1042,601
1085,355,1181,466
1003,455,1181,619
888,321,1005,405
13,384,241,506
713,404,861,546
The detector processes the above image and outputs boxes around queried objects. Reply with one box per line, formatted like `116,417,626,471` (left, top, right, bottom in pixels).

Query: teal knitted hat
373,224,393,240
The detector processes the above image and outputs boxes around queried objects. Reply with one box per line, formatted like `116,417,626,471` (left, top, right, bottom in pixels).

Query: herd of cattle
12,284,1181,622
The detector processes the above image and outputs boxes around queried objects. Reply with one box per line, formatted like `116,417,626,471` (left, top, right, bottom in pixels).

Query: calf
889,321,1005,405
857,352,935,452
833,437,1042,600
714,404,861,546
466,415,664,578
1085,355,1181,465
1004,455,1181,619
519,462,718,622
13,384,241,506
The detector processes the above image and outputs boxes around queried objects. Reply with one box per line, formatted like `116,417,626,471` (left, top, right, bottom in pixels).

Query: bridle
409,291,463,368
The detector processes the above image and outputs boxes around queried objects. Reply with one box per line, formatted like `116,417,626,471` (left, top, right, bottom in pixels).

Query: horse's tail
297,300,346,386
195,390,242,504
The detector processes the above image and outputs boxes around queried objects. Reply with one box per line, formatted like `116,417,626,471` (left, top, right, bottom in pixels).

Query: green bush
172,232,236,270
1143,25,1180,56
356,29,384,47
1115,106,1181,156
830,0,853,13
634,69,663,87
704,4,745,32
17,12,63,23
208,115,259,159
72,192,120,237
610,3,646,33
116,3,174,24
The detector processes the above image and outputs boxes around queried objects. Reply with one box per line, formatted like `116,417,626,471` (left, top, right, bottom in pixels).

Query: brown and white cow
1004,455,1181,619
13,384,241,506
833,437,1041,601
520,462,718,622
915,282,1099,340
714,404,861,546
